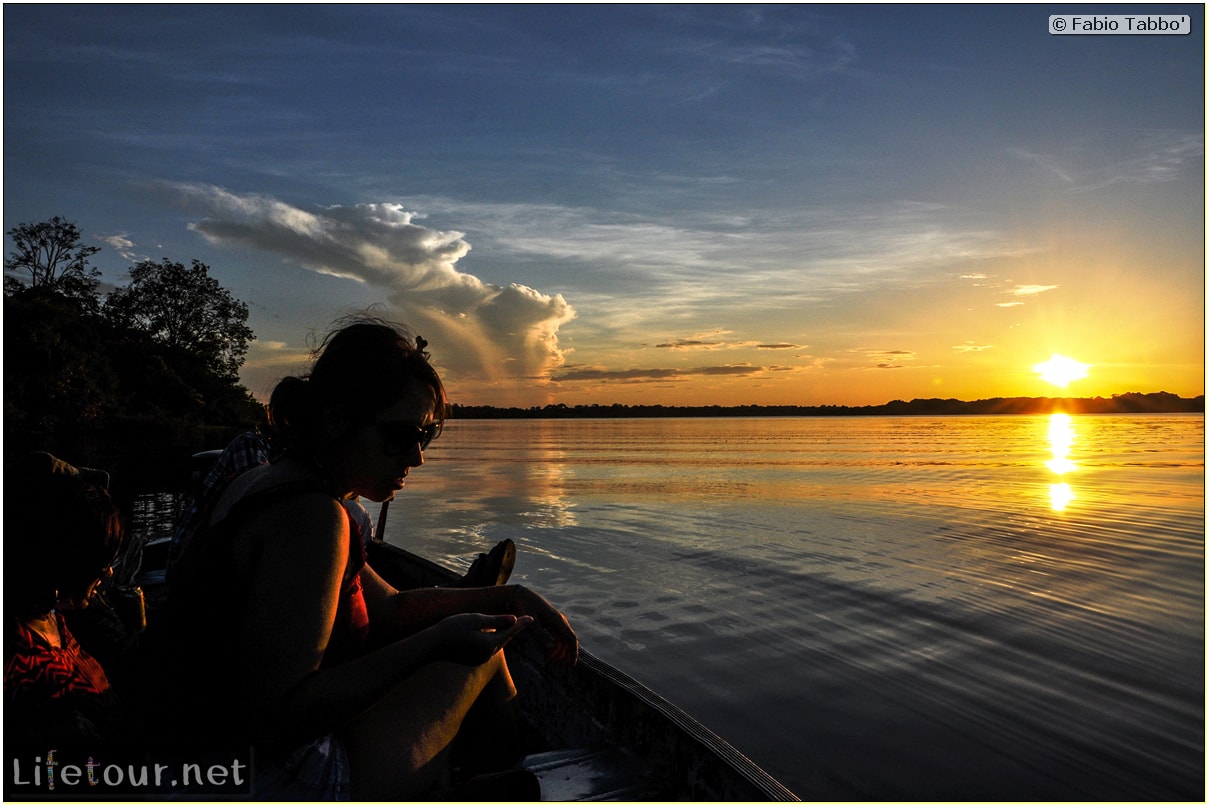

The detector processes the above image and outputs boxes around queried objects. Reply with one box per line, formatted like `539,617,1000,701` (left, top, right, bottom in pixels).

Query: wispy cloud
655,339,731,350
168,183,575,387
652,333,804,351
243,339,312,372
412,195,1030,342
1011,284,1058,296
864,349,916,370
1008,148,1075,183
1010,130,1204,191
97,232,144,261
988,283,1058,307
1081,130,1205,190
553,363,767,383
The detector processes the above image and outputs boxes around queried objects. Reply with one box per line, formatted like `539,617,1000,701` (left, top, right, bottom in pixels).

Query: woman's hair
4,453,124,617
268,315,448,457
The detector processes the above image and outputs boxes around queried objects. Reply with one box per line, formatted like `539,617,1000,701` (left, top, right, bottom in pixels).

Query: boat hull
366,540,799,801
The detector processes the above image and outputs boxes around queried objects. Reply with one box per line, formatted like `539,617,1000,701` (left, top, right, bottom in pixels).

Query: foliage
104,258,254,381
3,216,102,307
4,218,262,460
4,285,118,432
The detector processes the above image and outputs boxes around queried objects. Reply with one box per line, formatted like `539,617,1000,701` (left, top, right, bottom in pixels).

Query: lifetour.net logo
6,749,250,797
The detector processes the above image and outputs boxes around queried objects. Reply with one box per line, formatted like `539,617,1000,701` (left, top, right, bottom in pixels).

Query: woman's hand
429,613,533,666
505,586,579,667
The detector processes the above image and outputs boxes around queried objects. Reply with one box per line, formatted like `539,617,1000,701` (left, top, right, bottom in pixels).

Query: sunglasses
377,420,442,455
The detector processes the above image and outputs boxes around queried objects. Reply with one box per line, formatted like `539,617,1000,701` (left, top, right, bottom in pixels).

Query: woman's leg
339,650,518,799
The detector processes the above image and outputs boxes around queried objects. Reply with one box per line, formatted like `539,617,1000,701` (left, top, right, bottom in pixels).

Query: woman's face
339,382,438,502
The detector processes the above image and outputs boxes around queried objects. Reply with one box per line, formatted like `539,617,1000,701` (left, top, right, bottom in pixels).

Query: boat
132,451,799,801
364,538,799,801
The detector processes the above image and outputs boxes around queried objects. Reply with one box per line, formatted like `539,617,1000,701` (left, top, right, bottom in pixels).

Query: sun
1033,354,1091,388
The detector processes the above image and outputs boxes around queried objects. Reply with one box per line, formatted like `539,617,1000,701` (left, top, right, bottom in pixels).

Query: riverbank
451,391,1203,419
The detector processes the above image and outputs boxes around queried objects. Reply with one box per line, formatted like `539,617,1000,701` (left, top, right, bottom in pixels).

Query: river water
367,414,1204,800
128,414,1204,799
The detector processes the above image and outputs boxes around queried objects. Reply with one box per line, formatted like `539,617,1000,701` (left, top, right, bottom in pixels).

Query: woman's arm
360,565,578,667
235,495,529,749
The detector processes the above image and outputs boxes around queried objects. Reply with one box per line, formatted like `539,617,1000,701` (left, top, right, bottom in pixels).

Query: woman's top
149,462,370,758
4,613,117,749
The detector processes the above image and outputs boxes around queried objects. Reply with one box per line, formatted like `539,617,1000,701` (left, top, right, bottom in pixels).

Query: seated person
155,316,577,799
168,429,272,581
4,452,127,752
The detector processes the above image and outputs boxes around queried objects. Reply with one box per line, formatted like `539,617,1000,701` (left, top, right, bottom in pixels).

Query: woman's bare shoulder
220,462,349,567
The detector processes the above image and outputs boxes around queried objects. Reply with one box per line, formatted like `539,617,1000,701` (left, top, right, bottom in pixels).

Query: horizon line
447,391,1205,414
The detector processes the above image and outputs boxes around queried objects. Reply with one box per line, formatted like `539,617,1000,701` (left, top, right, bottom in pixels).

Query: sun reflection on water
1045,413,1078,511
1049,481,1075,512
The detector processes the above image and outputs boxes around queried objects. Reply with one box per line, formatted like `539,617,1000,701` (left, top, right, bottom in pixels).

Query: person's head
4,452,124,617
268,315,448,501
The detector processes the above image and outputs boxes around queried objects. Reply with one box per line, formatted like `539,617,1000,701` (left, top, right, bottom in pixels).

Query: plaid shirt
166,431,271,579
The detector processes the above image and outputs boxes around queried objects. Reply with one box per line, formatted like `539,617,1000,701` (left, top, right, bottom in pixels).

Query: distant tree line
451,392,1204,420
4,216,262,474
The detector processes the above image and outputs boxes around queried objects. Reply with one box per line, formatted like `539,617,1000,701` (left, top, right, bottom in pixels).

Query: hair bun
268,375,313,437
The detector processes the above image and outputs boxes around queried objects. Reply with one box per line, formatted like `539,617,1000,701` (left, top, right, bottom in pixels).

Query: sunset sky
4,5,1204,407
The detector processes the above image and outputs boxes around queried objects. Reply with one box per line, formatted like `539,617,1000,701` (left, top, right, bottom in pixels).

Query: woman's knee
339,656,515,797
483,648,518,701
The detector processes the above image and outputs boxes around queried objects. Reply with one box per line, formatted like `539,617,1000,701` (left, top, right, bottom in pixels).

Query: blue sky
4,4,1204,406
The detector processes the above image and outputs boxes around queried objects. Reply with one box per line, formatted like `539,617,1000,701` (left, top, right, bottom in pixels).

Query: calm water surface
372,414,1204,800
128,415,1203,798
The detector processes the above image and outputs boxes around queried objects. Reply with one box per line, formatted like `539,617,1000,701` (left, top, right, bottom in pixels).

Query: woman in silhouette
163,316,576,799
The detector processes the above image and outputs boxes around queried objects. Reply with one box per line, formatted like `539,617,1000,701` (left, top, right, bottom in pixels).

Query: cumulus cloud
169,183,575,387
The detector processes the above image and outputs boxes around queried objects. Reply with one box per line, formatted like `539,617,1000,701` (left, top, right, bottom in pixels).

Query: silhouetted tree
105,258,254,381
4,219,265,459
4,219,114,437
4,217,102,307
4,285,117,433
